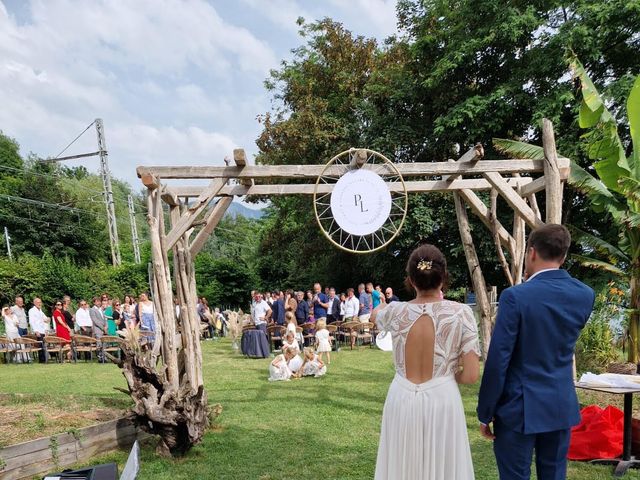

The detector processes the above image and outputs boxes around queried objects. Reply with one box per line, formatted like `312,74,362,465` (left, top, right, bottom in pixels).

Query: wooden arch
131,118,566,454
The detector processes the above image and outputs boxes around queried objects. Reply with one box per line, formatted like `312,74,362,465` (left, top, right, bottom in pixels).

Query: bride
372,244,480,480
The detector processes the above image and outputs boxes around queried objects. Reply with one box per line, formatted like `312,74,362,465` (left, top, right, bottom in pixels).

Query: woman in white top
2,305,20,340
372,244,480,480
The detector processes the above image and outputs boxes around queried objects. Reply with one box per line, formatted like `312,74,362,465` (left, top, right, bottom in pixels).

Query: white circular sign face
330,169,392,236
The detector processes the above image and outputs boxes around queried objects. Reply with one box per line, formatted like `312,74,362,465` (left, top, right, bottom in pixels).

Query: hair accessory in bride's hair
417,259,432,271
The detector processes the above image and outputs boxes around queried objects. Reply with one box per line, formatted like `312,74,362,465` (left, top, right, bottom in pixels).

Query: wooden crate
0,416,148,480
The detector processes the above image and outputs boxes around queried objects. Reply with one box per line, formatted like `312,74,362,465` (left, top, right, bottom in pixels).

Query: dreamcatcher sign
313,148,408,253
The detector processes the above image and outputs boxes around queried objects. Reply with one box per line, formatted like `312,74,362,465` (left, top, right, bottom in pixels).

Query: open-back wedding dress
375,300,480,480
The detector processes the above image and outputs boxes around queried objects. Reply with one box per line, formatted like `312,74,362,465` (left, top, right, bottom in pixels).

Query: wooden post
542,118,563,224
490,188,514,286
453,192,492,360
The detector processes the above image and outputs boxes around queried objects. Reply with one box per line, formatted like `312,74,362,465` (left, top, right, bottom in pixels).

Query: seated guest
300,347,326,377
75,300,93,336
287,348,304,376
282,331,300,355
269,346,295,382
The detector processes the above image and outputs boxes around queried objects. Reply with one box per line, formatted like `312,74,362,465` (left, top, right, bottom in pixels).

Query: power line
52,121,96,159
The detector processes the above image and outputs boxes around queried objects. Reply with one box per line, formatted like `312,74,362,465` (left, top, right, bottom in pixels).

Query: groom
477,224,595,480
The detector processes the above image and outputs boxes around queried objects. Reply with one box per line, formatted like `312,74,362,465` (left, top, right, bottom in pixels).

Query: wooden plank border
0,416,149,480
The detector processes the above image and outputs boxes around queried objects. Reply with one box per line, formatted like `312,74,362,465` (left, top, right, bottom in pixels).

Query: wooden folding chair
354,322,375,347
302,322,316,347
267,325,285,352
326,324,338,350
340,321,359,350
12,337,43,362
72,335,98,362
44,336,72,363
0,336,13,363
100,335,125,359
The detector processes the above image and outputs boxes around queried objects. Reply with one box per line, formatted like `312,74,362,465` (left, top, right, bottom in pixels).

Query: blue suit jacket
477,269,595,434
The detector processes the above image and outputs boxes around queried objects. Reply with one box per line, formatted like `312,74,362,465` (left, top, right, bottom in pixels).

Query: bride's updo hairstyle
405,244,448,292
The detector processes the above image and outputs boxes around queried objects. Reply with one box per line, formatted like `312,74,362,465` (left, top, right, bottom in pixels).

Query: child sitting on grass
282,331,300,355
301,347,326,377
269,346,295,382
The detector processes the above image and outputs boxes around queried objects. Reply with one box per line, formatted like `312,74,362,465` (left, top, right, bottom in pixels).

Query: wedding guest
370,283,383,309
295,291,309,324
326,288,340,324
271,291,285,326
343,288,359,322
112,299,124,332
11,296,28,336
52,300,73,360
269,347,295,382
373,244,479,479
62,295,75,331
284,289,297,314
138,293,156,337
28,297,49,363
102,296,117,336
477,224,595,480
90,297,107,362
286,311,303,346
315,319,332,364
252,293,271,334
287,347,304,376
300,347,326,377
384,288,399,303
339,293,346,321
122,295,134,326
305,290,314,322
3,305,20,340
75,300,93,336
357,284,372,323
312,283,329,323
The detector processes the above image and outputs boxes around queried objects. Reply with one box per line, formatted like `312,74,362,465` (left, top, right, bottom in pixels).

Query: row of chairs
0,335,125,364
258,320,376,352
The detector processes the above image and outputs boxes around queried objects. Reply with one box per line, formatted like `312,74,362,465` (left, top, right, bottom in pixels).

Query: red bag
568,405,623,460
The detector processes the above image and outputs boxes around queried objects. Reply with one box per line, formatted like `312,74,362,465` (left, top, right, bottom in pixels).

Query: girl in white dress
269,347,295,381
287,349,304,376
282,331,300,355
301,347,326,377
372,244,480,480
314,319,332,364
285,312,304,346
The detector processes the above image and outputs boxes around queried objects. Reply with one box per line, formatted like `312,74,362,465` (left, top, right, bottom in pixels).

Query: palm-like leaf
492,139,544,160
570,254,626,276
567,225,630,262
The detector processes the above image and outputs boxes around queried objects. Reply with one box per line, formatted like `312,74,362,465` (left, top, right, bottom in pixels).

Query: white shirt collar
527,268,559,282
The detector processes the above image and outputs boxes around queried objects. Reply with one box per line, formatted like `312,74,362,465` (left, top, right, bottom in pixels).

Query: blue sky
0,0,398,197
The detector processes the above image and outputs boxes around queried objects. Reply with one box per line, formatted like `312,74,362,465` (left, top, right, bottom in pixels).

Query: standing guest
112,299,124,332
371,284,384,309
138,293,156,337
122,295,134,326
384,287,399,303
326,288,341,324
53,300,72,341
75,300,93,336
477,224,595,480
271,291,285,326
343,288,360,322
312,283,329,323
339,293,347,322
29,297,49,363
285,289,297,314
102,296,117,336
198,297,215,338
315,319,332,364
305,290,315,322
3,305,20,340
90,296,108,362
11,296,28,336
324,286,330,297
264,292,273,307
357,284,372,323
252,293,271,334
62,295,75,332
295,291,309,325
129,294,139,326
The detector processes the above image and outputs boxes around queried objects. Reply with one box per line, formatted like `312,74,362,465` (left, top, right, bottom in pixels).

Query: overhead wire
52,121,96,159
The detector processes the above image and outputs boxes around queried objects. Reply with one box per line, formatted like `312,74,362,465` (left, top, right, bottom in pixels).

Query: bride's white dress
375,300,480,480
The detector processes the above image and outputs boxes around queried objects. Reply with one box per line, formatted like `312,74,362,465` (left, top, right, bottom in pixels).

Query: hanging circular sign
313,148,408,254
330,169,392,236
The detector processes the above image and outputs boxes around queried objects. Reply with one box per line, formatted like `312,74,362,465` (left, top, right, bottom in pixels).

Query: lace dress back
376,300,480,380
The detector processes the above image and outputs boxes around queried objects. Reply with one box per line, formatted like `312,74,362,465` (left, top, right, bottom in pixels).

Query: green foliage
195,253,256,309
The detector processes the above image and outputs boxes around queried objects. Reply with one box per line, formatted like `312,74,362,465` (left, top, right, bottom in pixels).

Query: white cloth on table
287,354,303,374
268,354,292,381
579,372,640,389
374,300,479,480
315,329,331,353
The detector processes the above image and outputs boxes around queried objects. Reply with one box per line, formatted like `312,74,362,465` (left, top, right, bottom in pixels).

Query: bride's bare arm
456,351,480,384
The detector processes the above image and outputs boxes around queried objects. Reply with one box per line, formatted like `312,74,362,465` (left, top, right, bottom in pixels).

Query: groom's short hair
527,224,571,262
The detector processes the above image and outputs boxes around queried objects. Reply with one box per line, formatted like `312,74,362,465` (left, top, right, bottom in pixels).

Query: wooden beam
542,118,563,224
141,173,160,190
189,197,233,257
483,172,545,230
161,186,180,207
136,158,569,180
490,189,514,286
447,144,484,182
233,148,253,187
170,176,534,197
519,176,546,197
164,179,226,250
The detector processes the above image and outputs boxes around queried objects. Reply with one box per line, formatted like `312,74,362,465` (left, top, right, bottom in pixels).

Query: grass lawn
0,339,638,479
